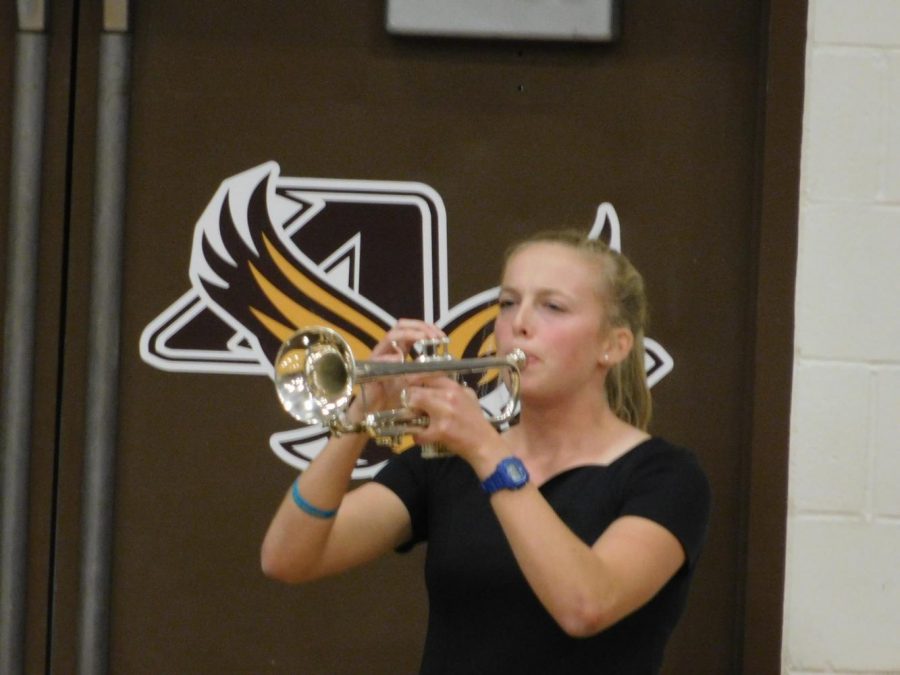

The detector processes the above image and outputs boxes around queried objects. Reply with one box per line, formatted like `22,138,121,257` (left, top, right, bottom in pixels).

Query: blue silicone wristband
291,480,338,519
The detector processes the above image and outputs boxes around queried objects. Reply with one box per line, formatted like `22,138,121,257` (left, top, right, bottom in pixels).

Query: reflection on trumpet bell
273,325,525,453
274,328,356,426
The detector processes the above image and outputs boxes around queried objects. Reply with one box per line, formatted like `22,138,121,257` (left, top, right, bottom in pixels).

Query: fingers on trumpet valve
380,320,446,354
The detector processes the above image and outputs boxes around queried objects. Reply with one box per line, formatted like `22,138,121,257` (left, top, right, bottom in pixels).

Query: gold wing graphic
195,174,390,365
247,234,387,361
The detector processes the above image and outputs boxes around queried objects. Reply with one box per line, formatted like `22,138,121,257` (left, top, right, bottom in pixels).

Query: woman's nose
511,303,531,335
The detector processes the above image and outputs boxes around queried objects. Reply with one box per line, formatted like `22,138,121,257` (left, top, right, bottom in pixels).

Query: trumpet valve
413,337,451,361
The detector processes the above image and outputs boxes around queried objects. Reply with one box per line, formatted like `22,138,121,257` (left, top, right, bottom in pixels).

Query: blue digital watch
481,457,530,495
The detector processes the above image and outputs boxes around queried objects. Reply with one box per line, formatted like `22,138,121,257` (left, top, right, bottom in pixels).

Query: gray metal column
0,3,48,674
77,2,132,673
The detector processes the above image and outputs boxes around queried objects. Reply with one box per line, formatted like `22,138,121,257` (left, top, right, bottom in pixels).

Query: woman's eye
544,302,565,312
498,298,515,310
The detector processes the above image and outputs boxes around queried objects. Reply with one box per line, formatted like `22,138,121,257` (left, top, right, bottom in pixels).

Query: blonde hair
504,229,653,430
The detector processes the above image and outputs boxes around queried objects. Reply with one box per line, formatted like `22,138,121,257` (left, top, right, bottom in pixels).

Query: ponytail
605,328,652,431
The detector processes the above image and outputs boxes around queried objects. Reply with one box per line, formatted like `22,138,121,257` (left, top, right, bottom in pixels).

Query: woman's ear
600,326,634,367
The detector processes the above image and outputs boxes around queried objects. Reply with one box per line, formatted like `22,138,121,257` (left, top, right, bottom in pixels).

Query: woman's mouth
518,352,537,369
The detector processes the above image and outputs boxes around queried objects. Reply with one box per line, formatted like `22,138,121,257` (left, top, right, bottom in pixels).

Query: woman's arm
486,483,684,636
405,379,686,637
260,429,412,584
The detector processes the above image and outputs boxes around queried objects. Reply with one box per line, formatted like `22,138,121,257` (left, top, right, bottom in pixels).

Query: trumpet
273,325,525,452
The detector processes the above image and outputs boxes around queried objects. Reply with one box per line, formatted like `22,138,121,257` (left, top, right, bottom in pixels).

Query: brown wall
1,1,805,672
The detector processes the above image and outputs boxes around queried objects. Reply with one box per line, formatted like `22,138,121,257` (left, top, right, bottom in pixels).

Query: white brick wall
785,1,900,673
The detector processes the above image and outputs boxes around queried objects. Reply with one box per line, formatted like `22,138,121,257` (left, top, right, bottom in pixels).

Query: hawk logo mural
140,162,673,478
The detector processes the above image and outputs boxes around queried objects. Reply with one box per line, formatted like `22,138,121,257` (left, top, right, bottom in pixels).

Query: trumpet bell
274,327,355,424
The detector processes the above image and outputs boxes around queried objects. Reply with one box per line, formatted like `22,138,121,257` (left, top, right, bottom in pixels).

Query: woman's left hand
404,377,505,469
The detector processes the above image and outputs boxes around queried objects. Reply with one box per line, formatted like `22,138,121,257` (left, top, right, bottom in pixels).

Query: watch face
504,459,528,484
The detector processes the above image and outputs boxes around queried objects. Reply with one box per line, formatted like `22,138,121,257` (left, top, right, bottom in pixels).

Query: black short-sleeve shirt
373,437,711,675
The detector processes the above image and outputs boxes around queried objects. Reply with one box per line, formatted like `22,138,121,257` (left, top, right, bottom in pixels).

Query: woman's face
495,242,609,403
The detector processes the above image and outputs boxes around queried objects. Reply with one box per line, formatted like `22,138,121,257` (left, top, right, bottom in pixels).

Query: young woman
261,230,710,673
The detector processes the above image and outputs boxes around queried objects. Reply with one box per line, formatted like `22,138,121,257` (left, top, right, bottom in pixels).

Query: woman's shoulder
622,435,697,460
617,437,712,566
615,436,708,483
